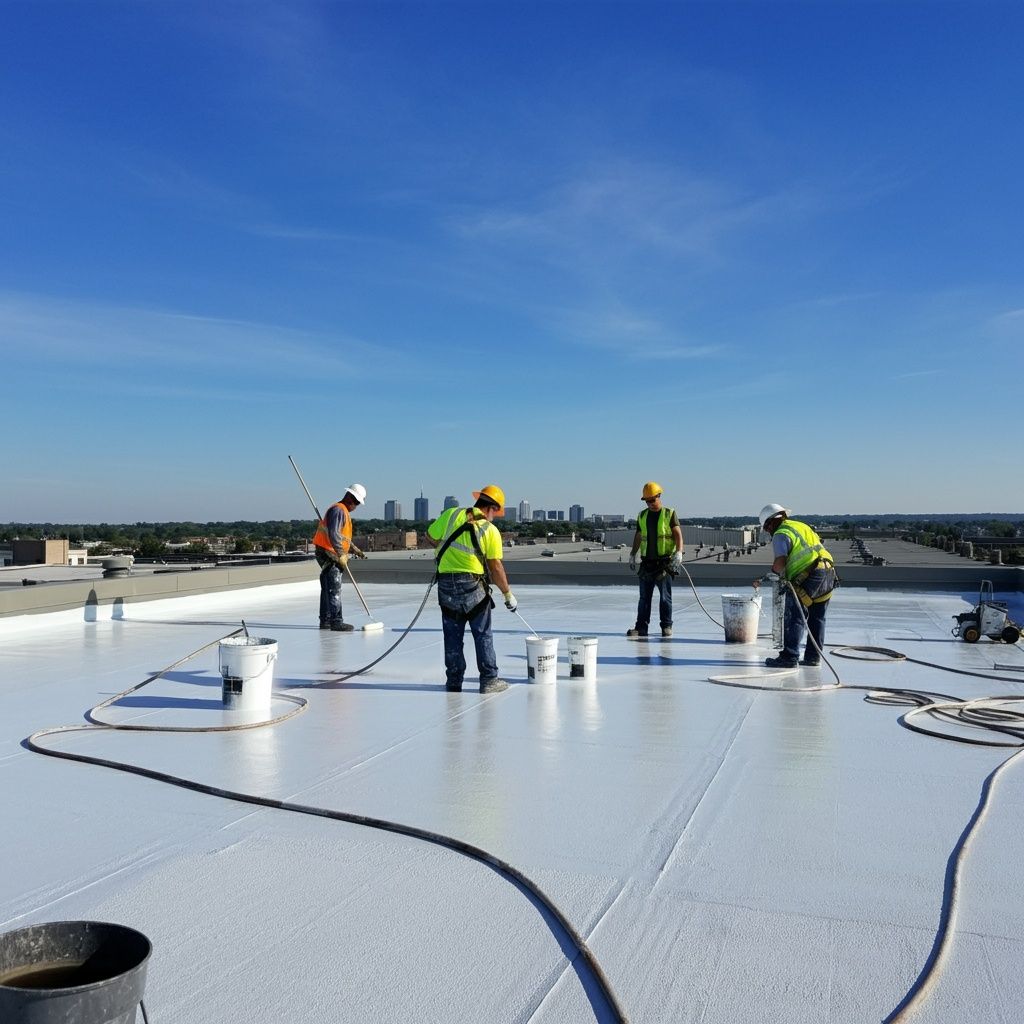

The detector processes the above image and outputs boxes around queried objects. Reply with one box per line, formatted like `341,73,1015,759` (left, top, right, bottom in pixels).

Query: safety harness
434,510,495,624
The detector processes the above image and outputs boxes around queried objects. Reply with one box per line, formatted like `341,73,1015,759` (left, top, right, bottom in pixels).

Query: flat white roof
2,580,1024,1022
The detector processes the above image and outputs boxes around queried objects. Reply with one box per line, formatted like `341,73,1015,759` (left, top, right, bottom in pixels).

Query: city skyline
2,3,1022,520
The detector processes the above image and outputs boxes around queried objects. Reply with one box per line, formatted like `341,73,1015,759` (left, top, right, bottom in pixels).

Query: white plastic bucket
566,636,598,679
218,636,278,711
721,594,762,644
525,636,559,684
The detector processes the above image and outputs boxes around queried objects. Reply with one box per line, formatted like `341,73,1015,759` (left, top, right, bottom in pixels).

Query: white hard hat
345,483,367,505
759,503,788,528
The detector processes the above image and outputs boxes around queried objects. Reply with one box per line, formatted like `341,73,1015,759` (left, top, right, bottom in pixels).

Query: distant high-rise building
443,495,459,511
547,510,557,521
533,510,546,521
414,490,429,521
504,508,518,524
569,504,584,523
518,499,531,522
384,500,402,522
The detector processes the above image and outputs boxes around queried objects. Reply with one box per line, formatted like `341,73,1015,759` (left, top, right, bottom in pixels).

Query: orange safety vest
312,502,352,555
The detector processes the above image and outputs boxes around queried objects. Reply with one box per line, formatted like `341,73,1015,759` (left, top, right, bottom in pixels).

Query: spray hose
699,581,1024,1023
25,613,629,1024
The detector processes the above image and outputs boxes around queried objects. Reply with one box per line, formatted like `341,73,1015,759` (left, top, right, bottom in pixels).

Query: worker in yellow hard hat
427,484,516,694
626,482,685,638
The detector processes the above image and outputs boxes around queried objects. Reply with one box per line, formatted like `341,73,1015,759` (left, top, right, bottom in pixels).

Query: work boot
319,621,330,630
330,622,355,632
479,677,509,694
800,655,821,667
626,627,648,638
661,626,673,637
765,654,798,668
445,681,463,693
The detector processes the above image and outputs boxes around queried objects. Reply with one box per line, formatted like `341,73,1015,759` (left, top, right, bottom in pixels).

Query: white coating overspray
525,637,559,683
218,636,278,711
721,594,762,643
566,636,598,679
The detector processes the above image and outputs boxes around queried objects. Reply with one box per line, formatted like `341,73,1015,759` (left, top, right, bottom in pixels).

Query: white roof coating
3,579,1024,1023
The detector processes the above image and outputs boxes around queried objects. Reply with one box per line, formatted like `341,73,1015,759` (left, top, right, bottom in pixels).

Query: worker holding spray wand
427,485,517,694
311,484,368,632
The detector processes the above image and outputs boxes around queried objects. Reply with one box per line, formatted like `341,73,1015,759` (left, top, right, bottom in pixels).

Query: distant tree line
3,513,1020,558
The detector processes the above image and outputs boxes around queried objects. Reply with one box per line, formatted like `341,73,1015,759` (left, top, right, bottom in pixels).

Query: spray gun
770,574,786,649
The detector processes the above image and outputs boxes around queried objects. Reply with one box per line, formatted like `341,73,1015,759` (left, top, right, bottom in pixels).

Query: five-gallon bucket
566,636,598,679
525,637,559,684
721,593,762,643
0,920,151,1024
218,636,278,711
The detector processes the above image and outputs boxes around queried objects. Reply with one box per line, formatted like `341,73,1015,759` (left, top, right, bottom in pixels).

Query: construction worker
312,484,367,631
627,482,684,638
758,503,836,667
427,485,516,694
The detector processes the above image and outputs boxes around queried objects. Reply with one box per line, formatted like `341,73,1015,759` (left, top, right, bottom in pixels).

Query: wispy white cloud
891,369,941,380
0,292,397,380
552,303,726,361
451,159,826,268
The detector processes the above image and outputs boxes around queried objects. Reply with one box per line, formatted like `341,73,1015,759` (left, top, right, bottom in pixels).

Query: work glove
628,554,637,571
503,592,518,612
335,552,349,568
352,547,367,559
671,551,683,572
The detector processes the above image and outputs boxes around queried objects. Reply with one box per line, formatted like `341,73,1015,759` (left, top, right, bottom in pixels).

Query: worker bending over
758,503,836,667
312,484,367,631
627,481,684,638
427,485,518,694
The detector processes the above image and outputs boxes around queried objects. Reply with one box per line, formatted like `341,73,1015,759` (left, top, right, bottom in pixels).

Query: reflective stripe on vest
638,506,676,558
312,502,352,554
437,508,491,574
776,520,833,580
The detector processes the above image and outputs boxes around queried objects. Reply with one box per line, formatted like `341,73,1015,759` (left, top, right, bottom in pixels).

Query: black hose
25,615,629,1024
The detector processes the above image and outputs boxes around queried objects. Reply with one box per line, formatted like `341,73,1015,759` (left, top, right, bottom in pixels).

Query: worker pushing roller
311,484,368,632
427,484,518,694
756,503,837,667
626,481,685,639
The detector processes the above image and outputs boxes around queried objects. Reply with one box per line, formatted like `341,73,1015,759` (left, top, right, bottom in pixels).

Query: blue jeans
437,573,498,686
636,564,673,632
316,551,344,626
783,567,834,660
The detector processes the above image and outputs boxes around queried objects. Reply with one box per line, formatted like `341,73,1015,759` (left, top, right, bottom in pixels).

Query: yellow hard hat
473,484,505,517
641,481,663,500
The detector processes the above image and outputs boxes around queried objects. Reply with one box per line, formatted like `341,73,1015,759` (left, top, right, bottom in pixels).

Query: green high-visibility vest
638,506,676,558
776,520,833,580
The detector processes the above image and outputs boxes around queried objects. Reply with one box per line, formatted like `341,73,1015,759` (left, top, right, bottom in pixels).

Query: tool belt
791,558,837,607
438,580,494,625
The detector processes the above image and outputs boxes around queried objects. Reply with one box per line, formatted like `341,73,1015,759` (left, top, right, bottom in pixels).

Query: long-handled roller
288,455,384,633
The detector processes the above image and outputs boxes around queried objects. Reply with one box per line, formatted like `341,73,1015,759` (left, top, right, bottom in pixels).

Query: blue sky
2,1,1022,522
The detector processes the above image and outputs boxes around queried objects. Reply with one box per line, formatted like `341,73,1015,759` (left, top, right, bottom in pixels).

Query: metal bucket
0,920,151,1024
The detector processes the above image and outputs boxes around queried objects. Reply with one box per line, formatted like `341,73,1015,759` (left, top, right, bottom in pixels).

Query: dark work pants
783,567,833,660
636,564,673,631
316,551,344,626
438,573,498,686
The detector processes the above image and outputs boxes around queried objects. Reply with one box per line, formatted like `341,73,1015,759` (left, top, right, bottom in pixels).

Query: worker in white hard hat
312,484,368,631
626,482,685,638
757,503,836,667
427,484,516,694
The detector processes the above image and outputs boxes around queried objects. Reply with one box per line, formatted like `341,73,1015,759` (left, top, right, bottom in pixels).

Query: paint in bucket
525,636,559,684
0,920,151,1024
218,636,278,711
566,636,598,679
721,593,762,643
